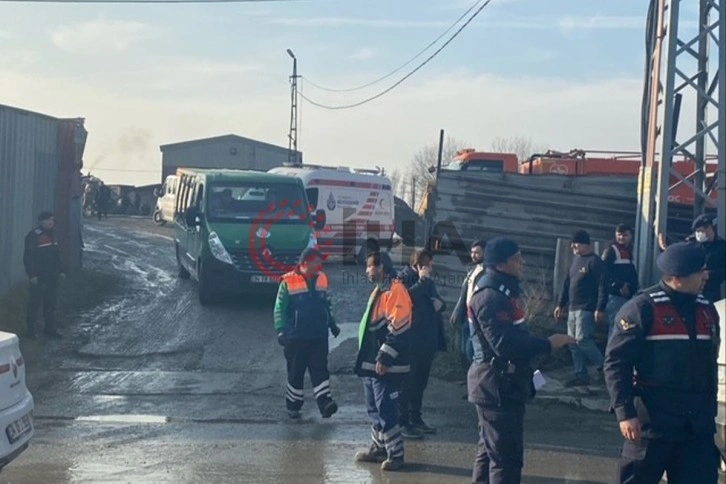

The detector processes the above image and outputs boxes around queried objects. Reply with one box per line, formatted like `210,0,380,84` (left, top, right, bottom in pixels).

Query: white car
0,331,34,471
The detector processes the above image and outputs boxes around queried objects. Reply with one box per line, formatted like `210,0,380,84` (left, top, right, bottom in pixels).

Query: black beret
484,237,519,267
571,230,591,244
656,242,706,277
692,214,714,232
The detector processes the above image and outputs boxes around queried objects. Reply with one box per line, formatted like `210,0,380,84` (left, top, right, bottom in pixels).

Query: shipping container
0,104,86,294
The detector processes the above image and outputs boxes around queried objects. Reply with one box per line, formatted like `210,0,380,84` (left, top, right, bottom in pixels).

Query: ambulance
267,164,396,260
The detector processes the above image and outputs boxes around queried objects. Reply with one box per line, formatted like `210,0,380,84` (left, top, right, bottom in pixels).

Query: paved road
3,217,625,483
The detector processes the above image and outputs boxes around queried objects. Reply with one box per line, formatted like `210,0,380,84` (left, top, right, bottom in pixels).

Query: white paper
532,370,546,390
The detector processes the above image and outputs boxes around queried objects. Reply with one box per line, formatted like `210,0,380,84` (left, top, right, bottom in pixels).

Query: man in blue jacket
468,237,573,483
604,242,721,483
354,252,414,472
274,248,341,420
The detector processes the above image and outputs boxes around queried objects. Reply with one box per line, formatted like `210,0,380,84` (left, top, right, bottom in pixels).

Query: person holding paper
467,237,574,483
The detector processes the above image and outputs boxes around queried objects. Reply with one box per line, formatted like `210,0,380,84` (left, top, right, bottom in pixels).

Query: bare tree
490,135,547,161
407,136,469,207
388,168,404,199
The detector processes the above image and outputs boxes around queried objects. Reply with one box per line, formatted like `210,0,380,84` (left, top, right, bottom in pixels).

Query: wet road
4,217,625,483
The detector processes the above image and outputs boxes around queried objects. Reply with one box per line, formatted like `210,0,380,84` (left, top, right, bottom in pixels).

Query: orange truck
446,148,519,174
438,147,717,207
520,149,718,206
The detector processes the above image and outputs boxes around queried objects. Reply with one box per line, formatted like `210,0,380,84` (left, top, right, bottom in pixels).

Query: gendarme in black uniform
23,211,64,339
467,237,571,484
604,242,721,483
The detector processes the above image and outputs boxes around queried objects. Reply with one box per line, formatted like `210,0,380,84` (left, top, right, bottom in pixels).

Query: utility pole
286,49,300,166
636,0,725,286
410,177,416,210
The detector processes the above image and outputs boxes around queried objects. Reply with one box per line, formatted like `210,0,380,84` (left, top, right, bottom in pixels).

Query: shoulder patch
34,228,43,234
619,319,635,331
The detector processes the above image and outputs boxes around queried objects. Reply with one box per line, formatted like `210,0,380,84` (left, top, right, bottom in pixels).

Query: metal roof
176,167,303,183
0,103,84,123
159,134,299,155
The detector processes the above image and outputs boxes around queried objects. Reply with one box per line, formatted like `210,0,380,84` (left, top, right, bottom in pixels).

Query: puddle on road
328,322,358,352
75,414,169,424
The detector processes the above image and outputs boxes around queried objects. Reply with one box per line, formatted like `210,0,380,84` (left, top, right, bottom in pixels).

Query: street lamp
286,49,299,166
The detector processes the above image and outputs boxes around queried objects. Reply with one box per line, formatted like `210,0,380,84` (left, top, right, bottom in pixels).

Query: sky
0,0,707,186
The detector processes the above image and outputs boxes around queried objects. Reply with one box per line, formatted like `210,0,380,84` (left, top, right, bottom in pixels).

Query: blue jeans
567,310,604,381
606,296,628,341
461,321,474,364
362,377,404,460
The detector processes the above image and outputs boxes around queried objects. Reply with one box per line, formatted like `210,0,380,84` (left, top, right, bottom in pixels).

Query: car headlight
306,232,318,250
209,231,234,265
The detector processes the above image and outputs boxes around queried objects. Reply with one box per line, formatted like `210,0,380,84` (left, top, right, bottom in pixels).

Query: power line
0,0,300,3
299,0,493,111
301,0,484,93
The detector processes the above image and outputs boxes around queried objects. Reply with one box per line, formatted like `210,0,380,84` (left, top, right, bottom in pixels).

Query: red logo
248,199,333,278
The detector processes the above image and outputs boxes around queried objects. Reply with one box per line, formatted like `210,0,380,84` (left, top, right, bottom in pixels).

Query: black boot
355,444,387,463
320,399,338,419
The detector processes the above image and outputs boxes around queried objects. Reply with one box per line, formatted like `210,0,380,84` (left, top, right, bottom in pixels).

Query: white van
0,332,34,471
268,164,395,259
153,174,179,225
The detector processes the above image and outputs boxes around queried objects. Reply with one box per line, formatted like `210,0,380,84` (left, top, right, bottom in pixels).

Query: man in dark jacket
398,249,447,439
274,248,341,420
468,237,573,483
604,242,721,483
24,211,65,339
601,224,639,340
354,252,413,472
657,214,725,302
95,182,111,220
554,230,608,387
688,215,725,302
450,239,486,365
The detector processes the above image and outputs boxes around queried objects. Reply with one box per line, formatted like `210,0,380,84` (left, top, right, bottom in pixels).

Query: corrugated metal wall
0,105,86,294
427,170,716,310
161,137,300,181
427,171,640,309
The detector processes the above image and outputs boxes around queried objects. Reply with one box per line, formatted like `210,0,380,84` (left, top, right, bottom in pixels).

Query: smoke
87,128,154,172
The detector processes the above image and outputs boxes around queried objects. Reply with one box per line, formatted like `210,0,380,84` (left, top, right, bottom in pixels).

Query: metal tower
286,49,300,166
636,0,726,285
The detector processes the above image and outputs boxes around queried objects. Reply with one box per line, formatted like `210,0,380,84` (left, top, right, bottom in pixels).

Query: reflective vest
282,271,330,340
636,289,718,392
611,243,634,265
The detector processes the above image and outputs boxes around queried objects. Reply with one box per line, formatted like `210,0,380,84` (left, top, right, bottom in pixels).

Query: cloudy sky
0,0,704,186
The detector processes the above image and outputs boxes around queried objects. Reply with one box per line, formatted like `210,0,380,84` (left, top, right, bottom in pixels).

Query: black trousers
283,338,333,412
472,405,524,484
27,276,59,334
400,351,435,425
617,435,719,484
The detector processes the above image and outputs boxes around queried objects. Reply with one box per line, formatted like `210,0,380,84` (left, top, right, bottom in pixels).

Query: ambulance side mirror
313,209,326,230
